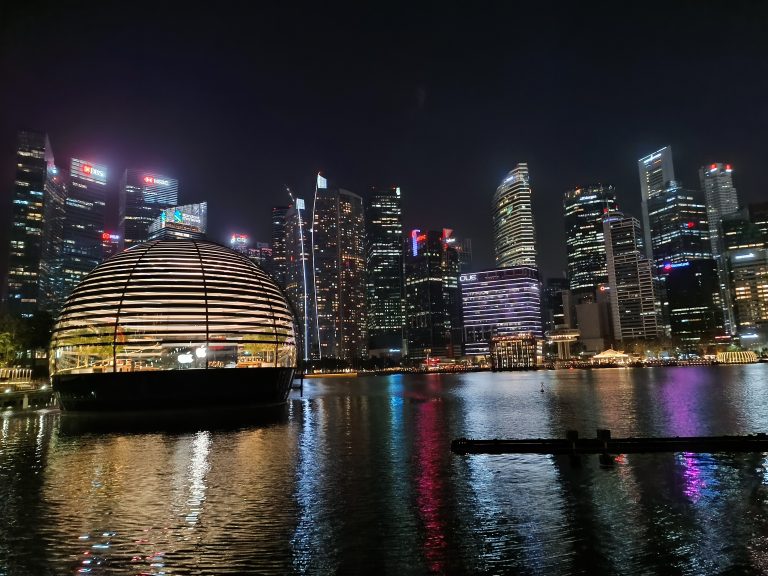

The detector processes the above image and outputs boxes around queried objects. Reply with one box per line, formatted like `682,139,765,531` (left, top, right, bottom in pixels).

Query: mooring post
597,429,613,467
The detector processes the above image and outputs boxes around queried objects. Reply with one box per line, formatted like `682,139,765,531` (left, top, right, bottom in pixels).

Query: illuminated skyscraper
147,203,207,240
604,211,661,341
493,163,537,268
271,206,289,287
404,229,461,359
119,170,179,249
365,186,404,357
311,175,366,359
638,147,675,259
230,233,250,254
59,158,107,302
39,165,67,312
284,196,313,361
6,131,52,317
563,185,617,292
700,162,740,333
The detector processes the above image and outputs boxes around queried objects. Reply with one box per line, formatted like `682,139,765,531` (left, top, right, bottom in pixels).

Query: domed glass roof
50,239,297,376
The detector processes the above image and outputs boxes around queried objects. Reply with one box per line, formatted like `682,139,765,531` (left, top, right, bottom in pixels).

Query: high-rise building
311,176,367,359
700,163,739,258
119,170,179,249
284,197,313,361
38,164,67,313
461,267,542,356
147,202,207,240
247,242,273,272
230,233,250,254
493,163,537,268
647,181,711,274
604,211,661,341
541,277,569,332
6,131,52,317
404,230,461,359
700,163,739,333
638,147,675,260
365,186,404,357
270,206,289,287
666,259,723,346
59,158,107,301
564,185,618,293
101,232,121,261
722,203,768,347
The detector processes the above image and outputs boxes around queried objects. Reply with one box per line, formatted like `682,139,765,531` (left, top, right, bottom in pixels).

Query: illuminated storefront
50,239,297,410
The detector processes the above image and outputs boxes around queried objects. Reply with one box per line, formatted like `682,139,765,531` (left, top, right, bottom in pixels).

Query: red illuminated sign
102,232,110,240
143,175,171,186
687,221,695,228
83,164,93,175
711,163,717,170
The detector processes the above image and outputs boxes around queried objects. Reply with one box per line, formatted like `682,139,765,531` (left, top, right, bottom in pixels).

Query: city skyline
2,2,767,279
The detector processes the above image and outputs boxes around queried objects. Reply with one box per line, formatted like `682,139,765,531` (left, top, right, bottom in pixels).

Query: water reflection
0,367,767,574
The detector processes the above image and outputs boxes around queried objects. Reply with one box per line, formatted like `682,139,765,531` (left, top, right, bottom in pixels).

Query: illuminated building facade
541,277,569,332
247,242,273,272
6,131,52,317
39,164,67,313
271,206,289,287
311,177,367,359
101,232,121,261
722,203,768,346
460,267,542,356
638,146,675,259
230,233,250,254
404,229,461,359
50,239,297,410
59,158,107,303
665,259,723,346
147,202,207,240
119,170,179,249
365,186,404,357
564,185,618,293
647,181,711,274
493,163,537,268
604,211,661,341
284,197,313,360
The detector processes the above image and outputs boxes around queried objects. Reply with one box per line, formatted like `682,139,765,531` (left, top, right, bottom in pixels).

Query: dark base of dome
52,367,295,411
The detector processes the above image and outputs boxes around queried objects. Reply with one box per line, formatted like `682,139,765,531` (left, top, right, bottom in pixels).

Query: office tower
247,242,273,272
365,186,404,357
404,230,461,359
38,164,67,313
638,147,675,259
101,232,121,261
647,181,711,274
270,206,289,287
460,267,542,356
604,211,661,341
119,170,179,249
541,277,569,332
147,202,207,240
456,237,473,273
665,259,723,346
564,185,618,293
230,233,250,254
722,203,768,346
59,158,107,300
493,163,537,268
700,163,739,333
6,131,52,317
284,197,313,361
311,176,367,359
700,163,739,257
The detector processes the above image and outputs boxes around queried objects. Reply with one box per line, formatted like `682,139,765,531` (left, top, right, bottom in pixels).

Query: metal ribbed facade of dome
50,239,297,411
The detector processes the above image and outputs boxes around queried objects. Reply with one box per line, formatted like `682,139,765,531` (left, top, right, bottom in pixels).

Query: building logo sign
144,175,171,186
460,274,477,283
71,158,107,185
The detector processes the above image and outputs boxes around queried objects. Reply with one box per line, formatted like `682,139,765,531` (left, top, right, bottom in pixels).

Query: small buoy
540,382,544,393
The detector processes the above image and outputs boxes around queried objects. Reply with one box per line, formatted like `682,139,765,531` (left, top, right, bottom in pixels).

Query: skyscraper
270,206,289,287
119,170,179,249
461,267,542,356
38,164,67,313
311,176,367,359
404,230,461,359
700,163,739,333
563,185,617,292
230,233,250,254
493,163,537,268
284,197,313,361
638,147,675,260
6,131,52,317
365,186,404,357
147,203,207,240
59,158,107,302
604,211,661,341
646,181,711,274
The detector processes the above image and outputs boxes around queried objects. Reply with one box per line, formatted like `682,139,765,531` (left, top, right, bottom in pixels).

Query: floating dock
451,430,768,455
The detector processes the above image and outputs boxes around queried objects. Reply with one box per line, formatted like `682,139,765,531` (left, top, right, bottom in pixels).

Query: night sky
1,1,767,279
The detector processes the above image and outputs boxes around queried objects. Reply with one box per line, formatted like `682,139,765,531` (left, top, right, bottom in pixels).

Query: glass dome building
50,239,297,411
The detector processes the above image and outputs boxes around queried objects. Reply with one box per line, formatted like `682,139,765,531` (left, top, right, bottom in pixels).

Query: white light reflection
185,431,211,526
